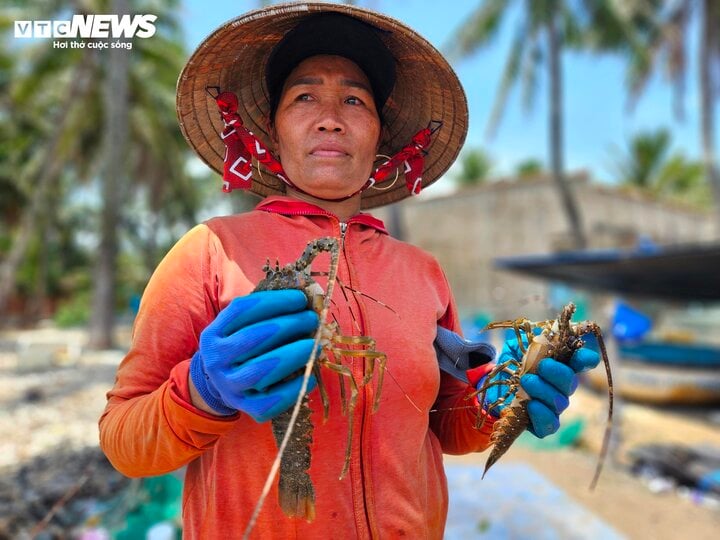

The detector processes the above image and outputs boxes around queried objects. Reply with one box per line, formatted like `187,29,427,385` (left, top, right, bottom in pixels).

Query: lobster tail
482,398,531,478
271,394,316,522
277,475,316,522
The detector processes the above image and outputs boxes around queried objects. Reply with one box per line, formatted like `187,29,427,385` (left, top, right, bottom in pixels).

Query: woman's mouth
310,144,349,158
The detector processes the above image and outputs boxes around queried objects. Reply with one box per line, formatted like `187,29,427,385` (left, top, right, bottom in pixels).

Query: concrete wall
373,175,715,322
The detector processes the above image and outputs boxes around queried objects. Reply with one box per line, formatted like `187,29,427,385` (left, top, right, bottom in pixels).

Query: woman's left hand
477,339,600,438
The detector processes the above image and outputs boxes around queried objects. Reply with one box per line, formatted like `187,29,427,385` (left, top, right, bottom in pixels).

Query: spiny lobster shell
478,303,613,489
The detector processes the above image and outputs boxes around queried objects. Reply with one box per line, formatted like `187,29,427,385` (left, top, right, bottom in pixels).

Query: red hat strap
371,120,442,196
208,88,290,192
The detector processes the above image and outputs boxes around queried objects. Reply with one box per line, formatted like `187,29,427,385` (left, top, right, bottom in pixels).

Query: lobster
471,302,614,489
243,237,387,535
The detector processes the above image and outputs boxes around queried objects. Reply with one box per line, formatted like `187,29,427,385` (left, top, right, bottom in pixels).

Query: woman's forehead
282,55,373,93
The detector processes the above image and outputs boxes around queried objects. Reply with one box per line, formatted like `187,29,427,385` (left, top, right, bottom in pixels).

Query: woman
99,4,598,538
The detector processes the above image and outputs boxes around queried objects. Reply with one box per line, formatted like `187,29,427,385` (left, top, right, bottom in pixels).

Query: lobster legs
314,333,387,480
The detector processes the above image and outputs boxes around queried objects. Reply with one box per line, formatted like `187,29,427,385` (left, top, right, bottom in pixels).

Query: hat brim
176,2,468,209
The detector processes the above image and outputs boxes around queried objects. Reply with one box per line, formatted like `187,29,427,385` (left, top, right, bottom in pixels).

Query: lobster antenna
589,327,614,491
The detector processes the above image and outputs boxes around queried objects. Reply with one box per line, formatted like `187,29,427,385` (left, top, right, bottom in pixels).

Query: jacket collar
256,196,388,234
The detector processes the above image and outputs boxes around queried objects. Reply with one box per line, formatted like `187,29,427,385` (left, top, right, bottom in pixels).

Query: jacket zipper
339,221,348,247
336,220,374,538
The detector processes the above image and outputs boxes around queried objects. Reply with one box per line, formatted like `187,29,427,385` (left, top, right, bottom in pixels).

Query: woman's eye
345,96,363,105
295,93,312,102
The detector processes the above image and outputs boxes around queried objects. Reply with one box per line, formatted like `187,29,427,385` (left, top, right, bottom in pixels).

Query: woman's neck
285,188,362,222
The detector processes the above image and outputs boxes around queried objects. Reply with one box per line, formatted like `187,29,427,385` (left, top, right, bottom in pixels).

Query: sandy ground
1,326,719,538
447,446,720,540
447,385,720,540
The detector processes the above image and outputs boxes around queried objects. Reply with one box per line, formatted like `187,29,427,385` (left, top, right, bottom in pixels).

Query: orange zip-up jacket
99,196,493,539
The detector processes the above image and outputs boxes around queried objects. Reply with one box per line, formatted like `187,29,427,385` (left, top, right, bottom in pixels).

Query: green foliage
590,0,695,116
611,128,709,207
655,154,709,208
115,250,154,310
54,293,91,328
579,0,658,54
515,158,545,179
454,148,493,186
612,128,671,189
0,0,209,325
656,155,704,194
595,0,720,223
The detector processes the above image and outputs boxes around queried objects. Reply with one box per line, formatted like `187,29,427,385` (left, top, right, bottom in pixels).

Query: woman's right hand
189,290,319,422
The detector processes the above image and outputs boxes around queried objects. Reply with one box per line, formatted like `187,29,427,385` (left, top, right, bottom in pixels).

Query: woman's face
269,55,382,200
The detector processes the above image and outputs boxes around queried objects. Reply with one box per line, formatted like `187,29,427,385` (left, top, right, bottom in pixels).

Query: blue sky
180,0,714,184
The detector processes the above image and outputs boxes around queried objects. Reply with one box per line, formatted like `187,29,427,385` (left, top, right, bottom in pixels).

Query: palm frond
485,19,527,138
662,1,691,119
444,0,510,61
520,29,542,113
610,128,672,189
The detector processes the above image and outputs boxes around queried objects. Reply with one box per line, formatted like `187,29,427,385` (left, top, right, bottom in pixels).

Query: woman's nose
315,104,345,133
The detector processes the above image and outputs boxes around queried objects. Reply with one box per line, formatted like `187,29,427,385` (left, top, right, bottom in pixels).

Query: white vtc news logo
14,14,157,39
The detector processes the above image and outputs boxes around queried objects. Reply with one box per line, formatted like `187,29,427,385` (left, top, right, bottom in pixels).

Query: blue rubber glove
190,289,319,422
434,325,495,384
478,337,600,438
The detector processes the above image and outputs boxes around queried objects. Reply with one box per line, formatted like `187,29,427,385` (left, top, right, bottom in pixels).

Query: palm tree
611,128,707,206
698,1,720,230
0,1,200,338
611,128,672,189
602,1,720,232
447,0,588,248
88,0,131,349
0,47,98,317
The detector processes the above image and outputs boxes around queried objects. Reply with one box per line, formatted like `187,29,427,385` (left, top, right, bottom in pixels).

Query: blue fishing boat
619,341,720,368
495,243,720,405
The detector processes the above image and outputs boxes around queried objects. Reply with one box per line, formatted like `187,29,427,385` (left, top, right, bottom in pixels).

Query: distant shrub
54,294,91,328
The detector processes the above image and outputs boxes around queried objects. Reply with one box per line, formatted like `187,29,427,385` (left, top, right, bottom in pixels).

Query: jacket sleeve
99,224,239,477
428,271,496,455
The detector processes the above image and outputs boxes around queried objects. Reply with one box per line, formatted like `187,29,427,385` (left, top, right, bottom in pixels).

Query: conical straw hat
176,2,468,209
